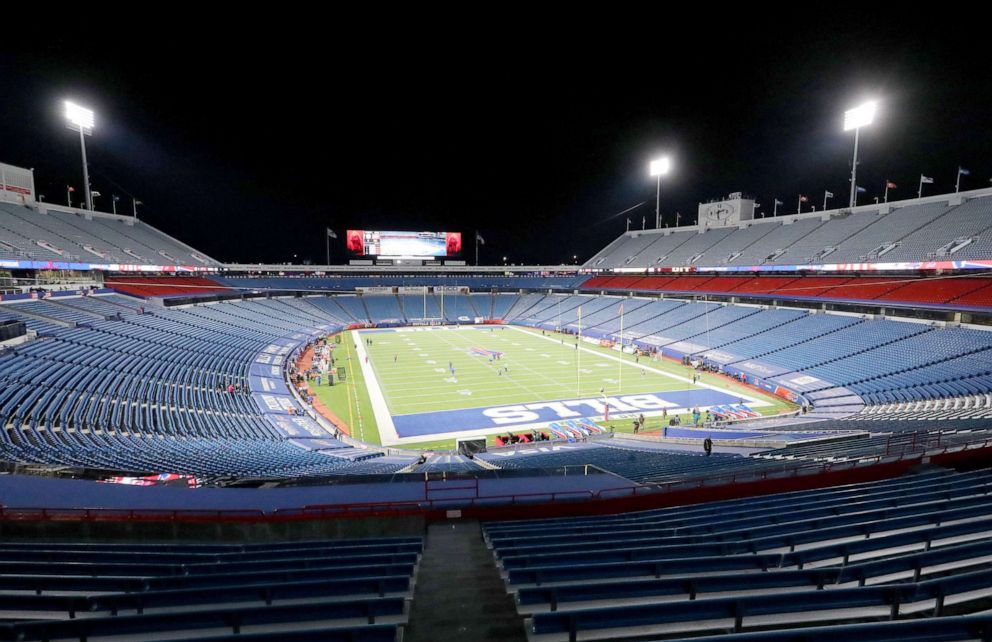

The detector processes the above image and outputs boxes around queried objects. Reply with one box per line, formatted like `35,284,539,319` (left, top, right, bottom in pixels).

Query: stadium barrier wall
2,441,989,530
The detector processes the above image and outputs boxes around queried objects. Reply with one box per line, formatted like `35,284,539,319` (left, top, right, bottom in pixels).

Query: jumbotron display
346,230,462,257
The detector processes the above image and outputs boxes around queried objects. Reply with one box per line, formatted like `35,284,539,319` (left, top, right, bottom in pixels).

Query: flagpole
884,182,889,203
475,231,479,266
326,230,330,265
918,175,923,199
956,167,962,194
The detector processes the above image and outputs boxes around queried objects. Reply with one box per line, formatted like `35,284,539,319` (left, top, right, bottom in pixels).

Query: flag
326,227,337,239
476,231,485,245
921,175,934,184
67,186,75,192
774,199,783,206
959,167,971,176
824,191,834,198
856,186,866,193
886,181,897,189
799,195,808,202
113,195,120,202
134,199,143,206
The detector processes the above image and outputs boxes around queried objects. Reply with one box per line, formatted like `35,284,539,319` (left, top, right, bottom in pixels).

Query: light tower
64,101,95,211
649,157,671,229
843,101,876,209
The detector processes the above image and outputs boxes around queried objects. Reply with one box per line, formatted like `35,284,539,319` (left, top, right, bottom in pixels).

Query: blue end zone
392,388,747,437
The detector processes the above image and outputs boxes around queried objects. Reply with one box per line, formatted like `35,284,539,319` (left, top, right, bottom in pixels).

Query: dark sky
1,11,989,265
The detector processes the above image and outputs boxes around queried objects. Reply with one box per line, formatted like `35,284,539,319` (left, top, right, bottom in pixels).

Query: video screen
346,230,461,257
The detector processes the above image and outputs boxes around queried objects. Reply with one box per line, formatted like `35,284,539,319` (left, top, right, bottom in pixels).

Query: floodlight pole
78,128,93,211
655,175,661,229
848,127,860,209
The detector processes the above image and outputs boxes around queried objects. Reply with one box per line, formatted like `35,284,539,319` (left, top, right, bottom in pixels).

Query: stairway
405,519,526,642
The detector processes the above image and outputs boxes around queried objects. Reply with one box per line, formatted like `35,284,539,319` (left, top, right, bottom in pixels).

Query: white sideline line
353,333,399,443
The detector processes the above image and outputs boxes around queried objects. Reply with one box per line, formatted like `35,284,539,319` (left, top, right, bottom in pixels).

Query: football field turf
320,325,788,448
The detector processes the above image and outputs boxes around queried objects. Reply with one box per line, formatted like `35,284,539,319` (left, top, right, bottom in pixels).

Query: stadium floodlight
64,100,95,211
843,101,875,132
65,101,95,130
843,100,876,208
649,157,671,228
649,157,671,177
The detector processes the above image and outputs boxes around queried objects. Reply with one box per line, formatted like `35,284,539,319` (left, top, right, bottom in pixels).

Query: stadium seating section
585,194,992,269
0,201,217,266
582,274,992,308
0,537,421,641
0,289,991,481
486,466,992,641
103,276,231,298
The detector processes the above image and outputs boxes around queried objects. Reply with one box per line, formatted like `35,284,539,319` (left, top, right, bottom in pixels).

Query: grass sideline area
313,325,796,451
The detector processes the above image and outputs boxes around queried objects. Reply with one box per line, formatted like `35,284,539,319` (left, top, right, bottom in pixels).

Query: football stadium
2,21,992,642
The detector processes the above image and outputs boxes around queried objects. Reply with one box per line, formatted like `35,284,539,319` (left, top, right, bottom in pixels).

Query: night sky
1,11,989,266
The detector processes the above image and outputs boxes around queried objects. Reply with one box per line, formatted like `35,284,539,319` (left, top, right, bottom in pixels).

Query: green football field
315,325,795,449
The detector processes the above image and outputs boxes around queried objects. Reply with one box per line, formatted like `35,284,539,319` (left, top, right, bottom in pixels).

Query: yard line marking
508,325,766,405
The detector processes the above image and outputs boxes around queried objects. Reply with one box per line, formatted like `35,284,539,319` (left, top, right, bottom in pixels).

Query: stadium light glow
649,157,671,177
63,100,96,211
843,101,876,131
649,156,671,229
64,101,95,130
843,101,876,208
